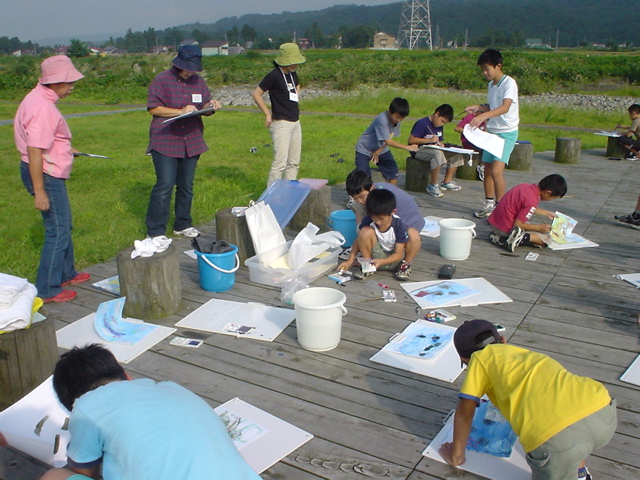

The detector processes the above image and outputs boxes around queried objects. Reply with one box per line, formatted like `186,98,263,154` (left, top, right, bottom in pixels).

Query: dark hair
53,344,127,411
365,188,396,216
477,48,503,67
434,104,454,122
389,97,410,117
346,169,373,197
628,104,640,114
538,174,567,198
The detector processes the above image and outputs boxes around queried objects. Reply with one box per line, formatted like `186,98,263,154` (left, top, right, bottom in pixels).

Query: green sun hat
275,43,306,66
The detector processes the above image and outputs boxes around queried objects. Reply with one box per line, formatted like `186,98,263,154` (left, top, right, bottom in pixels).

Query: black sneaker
395,262,411,281
505,226,525,252
614,213,640,229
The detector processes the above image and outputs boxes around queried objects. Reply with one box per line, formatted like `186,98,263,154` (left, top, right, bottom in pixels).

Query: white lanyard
281,70,298,103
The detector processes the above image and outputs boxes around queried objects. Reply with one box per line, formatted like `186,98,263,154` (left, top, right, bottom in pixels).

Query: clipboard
162,106,216,124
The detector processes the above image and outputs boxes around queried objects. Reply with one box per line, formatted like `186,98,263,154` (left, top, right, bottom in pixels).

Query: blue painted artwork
94,297,158,346
467,400,518,458
410,281,479,307
386,323,453,360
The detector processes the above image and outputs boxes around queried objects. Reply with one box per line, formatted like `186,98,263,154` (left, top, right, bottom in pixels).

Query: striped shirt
147,66,212,158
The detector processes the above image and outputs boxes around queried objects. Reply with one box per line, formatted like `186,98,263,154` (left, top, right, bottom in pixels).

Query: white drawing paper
594,130,622,137
0,376,70,468
409,281,480,308
175,298,296,342
614,273,640,288
467,400,518,457
91,275,120,296
57,313,175,364
420,216,443,238
94,298,158,346
213,398,313,474
423,407,531,480
384,323,453,359
402,278,512,309
463,124,505,158
422,144,477,156
217,409,269,450
370,320,464,383
621,354,640,387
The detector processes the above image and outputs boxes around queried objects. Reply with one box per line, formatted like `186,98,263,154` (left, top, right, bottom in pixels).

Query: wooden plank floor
2,149,639,480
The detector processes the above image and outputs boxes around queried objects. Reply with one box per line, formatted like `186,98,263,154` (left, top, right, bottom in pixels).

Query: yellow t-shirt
459,344,611,452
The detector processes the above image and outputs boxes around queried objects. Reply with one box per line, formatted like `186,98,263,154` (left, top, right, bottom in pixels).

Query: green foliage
68,39,90,58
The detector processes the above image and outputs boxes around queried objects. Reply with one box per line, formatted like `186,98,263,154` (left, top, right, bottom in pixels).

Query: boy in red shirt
488,174,567,252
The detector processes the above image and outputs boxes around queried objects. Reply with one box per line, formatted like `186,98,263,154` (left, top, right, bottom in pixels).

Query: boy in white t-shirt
465,49,519,219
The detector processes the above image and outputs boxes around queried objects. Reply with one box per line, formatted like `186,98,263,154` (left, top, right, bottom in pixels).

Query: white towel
131,236,172,259
0,273,29,310
0,283,37,332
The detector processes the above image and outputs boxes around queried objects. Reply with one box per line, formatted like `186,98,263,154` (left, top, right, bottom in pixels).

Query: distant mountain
177,0,636,47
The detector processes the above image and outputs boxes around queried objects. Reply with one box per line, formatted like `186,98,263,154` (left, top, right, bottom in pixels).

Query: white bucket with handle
438,219,476,261
292,287,347,352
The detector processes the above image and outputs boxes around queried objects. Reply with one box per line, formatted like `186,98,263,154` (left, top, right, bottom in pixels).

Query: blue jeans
21,162,77,298
145,151,199,237
355,150,399,181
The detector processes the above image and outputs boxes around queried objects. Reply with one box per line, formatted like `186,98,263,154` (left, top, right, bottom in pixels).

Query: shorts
525,400,617,480
482,130,518,165
355,150,399,181
371,242,403,271
68,475,92,480
490,224,510,238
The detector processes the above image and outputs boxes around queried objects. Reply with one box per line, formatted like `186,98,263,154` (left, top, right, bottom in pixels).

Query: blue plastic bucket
327,210,357,248
195,244,240,292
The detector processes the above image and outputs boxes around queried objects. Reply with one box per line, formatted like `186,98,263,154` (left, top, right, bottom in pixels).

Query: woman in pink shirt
14,56,90,303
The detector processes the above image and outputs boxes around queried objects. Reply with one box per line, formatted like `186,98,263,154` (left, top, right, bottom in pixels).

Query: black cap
453,319,501,359
173,45,202,72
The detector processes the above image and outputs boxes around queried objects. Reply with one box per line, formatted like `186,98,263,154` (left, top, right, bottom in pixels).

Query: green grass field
0,52,631,284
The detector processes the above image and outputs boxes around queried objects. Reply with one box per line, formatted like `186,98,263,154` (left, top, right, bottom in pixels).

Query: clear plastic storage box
244,240,340,287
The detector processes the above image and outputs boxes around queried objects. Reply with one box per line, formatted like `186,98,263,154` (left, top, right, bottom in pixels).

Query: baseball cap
453,319,501,359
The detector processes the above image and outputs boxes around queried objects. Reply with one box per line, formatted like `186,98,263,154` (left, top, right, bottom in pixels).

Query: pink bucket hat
39,56,84,84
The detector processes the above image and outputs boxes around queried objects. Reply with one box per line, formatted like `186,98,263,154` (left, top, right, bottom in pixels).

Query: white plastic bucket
292,287,347,352
438,218,476,260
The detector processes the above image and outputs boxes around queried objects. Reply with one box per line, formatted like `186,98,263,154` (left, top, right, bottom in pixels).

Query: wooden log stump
290,185,331,232
0,320,58,411
117,245,181,320
507,142,533,171
456,153,482,180
405,156,430,192
216,207,255,264
554,137,581,164
606,136,627,158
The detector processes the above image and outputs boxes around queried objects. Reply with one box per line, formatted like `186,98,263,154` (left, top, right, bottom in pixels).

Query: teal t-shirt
67,379,261,480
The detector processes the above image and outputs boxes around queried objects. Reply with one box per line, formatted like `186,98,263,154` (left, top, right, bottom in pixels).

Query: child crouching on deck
488,174,567,252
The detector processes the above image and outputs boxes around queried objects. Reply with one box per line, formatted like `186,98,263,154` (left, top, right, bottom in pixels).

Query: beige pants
268,119,302,186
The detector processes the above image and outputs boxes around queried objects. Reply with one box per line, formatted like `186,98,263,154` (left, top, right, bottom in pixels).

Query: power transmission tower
397,0,433,50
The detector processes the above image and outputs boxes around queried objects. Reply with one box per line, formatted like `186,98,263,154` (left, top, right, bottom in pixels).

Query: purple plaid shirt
147,66,212,158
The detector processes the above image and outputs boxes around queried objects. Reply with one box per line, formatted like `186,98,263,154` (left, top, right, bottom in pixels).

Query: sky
0,0,395,44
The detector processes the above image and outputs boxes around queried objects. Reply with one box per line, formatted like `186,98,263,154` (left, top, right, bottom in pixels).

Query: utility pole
397,0,432,51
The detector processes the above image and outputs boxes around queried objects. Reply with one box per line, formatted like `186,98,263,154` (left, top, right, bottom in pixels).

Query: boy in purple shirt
488,174,567,252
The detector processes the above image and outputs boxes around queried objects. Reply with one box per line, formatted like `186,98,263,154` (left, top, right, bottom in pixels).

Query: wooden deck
2,148,639,480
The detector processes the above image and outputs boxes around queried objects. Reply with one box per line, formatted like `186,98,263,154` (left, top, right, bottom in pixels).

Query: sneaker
427,184,444,198
505,226,525,252
578,466,592,480
395,262,412,281
173,227,201,237
61,272,90,287
338,247,352,261
625,154,637,161
440,181,462,191
474,203,495,218
477,164,485,181
614,213,640,229
489,233,505,246
42,289,77,304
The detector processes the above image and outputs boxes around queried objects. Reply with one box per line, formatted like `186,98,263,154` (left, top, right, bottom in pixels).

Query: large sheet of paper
420,216,443,238
614,273,640,288
621,354,640,387
463,125,505,158
0,376,70,467
214,398,313,474
544,233,598,250
423,407,531,480
401,278,512,309
594,130,621,137
422,144,477,155
57,313,175,364
370,320,464,382
175,298,296,341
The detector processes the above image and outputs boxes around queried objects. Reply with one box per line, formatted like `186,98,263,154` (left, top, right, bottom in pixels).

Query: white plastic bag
288,223,345,270
245,201,286,255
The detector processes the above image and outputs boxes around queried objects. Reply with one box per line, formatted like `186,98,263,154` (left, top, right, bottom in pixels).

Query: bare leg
430,165,441,185
443,166,457,184
490,160,507,201
404,228,422,263
482,161,495,198
356,227,376,258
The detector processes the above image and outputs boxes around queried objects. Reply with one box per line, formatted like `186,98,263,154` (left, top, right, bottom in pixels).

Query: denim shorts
525,400,617,480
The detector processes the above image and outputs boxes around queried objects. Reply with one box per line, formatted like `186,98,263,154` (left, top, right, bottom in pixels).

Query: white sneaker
505,226,525,252
474,203,495,218
441,181,462,191
173,227,201,238
427,184,444,198
477,164,485,181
